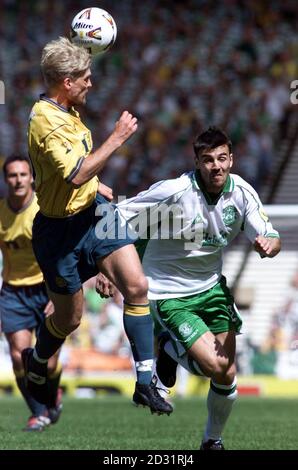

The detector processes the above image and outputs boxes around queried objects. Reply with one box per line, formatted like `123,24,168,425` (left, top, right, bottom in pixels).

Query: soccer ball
70,7,117,56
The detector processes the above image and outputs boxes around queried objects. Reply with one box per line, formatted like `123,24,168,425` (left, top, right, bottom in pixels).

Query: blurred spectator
84,277,107,315
250,323,284,375
91,290,130,358
250,270,298,377
275,270,298,351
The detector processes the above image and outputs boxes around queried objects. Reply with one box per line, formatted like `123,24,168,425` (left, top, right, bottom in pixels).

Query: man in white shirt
100,126,281,449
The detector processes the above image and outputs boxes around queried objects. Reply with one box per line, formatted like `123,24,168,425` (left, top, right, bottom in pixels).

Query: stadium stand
0,0,297,196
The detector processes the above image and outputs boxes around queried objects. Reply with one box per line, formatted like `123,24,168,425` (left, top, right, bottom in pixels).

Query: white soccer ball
70,7,117,56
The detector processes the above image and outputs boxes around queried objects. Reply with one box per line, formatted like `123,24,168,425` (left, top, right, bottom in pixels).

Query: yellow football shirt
0,194,43,286
28,96,98,217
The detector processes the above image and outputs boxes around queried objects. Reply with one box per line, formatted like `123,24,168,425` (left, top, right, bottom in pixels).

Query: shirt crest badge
223,205,237,226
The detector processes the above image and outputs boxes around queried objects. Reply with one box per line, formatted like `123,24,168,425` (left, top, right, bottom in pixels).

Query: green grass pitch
0,396,298,450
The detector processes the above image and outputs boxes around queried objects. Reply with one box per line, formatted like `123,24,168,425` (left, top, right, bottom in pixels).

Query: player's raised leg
197,330,237,450
157,329,237,449
97,244,173,415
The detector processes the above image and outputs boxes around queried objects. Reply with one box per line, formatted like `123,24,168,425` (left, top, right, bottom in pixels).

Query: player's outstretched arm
72,111,137,186
253,235,281,258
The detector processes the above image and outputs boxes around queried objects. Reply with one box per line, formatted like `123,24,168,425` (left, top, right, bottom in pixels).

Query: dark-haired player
116,126,281,448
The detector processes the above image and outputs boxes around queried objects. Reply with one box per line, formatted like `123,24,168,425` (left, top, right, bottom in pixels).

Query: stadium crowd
0,0,297,197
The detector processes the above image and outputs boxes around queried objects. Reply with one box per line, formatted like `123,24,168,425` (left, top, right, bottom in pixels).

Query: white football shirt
117,172,279,299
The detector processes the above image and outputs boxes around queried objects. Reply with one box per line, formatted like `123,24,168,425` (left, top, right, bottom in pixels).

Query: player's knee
212,359,236,383
55,304,83,334
55,314,81,335
67,317,81,333
136,275,148,298
47,362,58,376
210,355,230,378
199,356,225,378
10,350,22,369
225,363,237,384
124,275,148,301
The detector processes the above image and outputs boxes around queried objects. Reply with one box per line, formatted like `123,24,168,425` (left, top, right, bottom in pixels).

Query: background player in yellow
0,155,63,431
24,37,172,415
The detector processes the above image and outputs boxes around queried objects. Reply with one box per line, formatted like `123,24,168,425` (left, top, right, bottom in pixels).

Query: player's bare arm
254,235,281,258
72,111,137,186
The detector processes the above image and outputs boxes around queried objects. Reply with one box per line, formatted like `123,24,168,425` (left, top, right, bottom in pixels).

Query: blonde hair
41,37,91,88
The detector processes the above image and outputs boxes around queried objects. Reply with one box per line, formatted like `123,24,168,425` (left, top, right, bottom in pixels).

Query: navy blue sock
16,375,46,416
123,303,154,385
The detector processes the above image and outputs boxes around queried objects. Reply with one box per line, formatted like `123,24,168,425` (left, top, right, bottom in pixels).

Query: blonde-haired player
24,37,172,415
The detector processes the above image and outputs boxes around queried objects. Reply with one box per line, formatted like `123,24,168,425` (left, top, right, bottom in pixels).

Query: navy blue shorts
0,282,48,333
32,194,135,295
